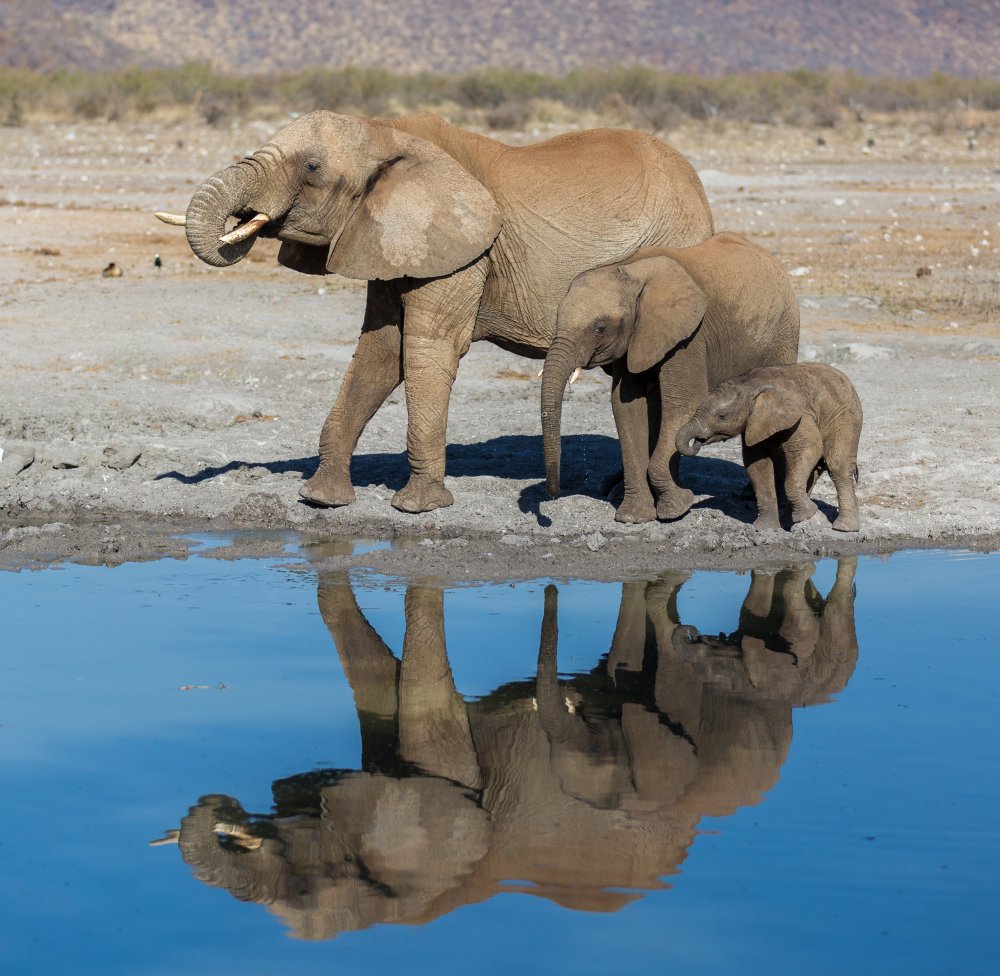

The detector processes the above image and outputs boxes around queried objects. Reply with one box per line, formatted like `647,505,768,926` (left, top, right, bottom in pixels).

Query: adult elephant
157,111,714,513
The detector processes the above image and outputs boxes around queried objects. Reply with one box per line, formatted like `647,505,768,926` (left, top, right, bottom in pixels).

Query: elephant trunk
675,417,706,457
541,337,581,497
185,152,287,268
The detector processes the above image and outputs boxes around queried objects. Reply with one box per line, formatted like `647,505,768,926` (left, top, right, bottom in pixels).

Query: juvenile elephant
157,111,713,513
676,363,863,531
541,233,799,523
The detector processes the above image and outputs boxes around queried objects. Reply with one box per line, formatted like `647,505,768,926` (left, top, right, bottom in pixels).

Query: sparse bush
0,63,997,130
484,100,529,130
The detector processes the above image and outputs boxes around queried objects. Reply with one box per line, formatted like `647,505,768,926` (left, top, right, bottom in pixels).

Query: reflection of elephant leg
607,581,649,679
317,574,400,721
741,570,777,624
317,574,401,771
301,281,404,507
392,263,488,514
399,587,480,789
644,572,702,730
801,557,859,704
611,364,657,524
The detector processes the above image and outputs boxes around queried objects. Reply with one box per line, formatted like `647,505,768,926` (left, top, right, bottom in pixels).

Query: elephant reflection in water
160,559,858,939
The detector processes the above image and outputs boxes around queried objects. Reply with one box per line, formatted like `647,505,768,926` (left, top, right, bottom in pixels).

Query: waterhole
2,543,997,973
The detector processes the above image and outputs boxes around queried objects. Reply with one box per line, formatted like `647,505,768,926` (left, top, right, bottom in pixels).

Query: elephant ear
745,384,806,446
327,126,502,281
625,256,708,374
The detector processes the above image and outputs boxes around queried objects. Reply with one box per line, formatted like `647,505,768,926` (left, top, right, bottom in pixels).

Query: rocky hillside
2,0,998,77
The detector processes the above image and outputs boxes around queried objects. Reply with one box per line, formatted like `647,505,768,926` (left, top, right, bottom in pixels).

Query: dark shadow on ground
154,434,621,495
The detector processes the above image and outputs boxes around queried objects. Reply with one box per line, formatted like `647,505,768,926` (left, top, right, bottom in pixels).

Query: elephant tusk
219,213,270,246
154,212,187,226
538,366,582,383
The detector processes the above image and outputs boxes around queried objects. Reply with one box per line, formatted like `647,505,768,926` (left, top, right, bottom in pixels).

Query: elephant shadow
156,558,859,939
154,433,620,497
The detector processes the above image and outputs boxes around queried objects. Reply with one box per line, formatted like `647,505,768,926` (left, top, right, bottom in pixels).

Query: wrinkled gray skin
178,111,714,514
676,363,863,531
542,233,799,524
162,558,858,939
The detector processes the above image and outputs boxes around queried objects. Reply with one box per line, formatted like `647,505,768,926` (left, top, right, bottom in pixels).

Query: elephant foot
789,498,819,524
299,467,356,507
392,477,454,514
615,496,657,524
655,487,694,522
753,512,782,531
832,512,860,532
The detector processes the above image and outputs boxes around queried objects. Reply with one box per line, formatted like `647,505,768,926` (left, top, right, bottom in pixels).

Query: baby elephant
676,363,863,532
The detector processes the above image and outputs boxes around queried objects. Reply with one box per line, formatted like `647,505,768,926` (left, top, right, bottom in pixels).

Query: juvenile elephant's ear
625,256,708,374
745,385,806,446
327,126,502,281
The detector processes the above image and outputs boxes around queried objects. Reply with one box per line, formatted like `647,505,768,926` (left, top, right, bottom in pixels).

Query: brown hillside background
2,0,999,77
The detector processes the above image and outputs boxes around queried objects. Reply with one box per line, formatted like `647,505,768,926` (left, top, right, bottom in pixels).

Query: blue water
1,545,998,975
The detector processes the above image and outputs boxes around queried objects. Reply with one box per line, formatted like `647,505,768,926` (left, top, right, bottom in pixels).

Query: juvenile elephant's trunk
541,337,581,496
675,418,705,457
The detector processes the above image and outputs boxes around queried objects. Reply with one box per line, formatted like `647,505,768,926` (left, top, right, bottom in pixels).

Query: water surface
1,545,998,974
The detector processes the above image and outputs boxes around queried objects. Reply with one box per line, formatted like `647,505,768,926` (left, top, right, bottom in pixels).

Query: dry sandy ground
1,115,998,578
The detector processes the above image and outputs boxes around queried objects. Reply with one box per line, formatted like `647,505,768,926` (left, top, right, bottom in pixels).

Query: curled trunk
540,337,581,496
675,418,705,457
185,153,288,268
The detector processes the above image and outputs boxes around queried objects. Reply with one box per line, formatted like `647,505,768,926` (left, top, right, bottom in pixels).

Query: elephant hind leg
828,458,860,532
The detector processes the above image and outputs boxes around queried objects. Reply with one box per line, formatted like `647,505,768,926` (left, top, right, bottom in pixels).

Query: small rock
103,446,142,471
844,342,892,362
0,445,35,477
585,531,606,552
916,265,932,277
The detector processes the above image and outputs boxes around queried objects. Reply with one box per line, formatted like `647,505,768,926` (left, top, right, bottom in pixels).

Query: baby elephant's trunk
675,418,705,457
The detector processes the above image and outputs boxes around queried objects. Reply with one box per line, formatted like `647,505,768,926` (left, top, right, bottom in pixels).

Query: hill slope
2,0,998,77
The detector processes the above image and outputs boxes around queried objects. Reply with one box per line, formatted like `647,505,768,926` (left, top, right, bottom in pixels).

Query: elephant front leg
782,424,823,526
392,333,463,513
391,265,485,514
743,439,781,529
611,364,657,524
648,377,702,522
300,283,403,507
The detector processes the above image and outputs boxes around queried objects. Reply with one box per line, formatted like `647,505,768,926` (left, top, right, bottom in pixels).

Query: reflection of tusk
219,213,270,245
154,212,187,226
148,829,181,847
214,821,264,850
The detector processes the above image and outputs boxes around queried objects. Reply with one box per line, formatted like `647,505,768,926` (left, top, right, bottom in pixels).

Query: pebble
103,446,142,471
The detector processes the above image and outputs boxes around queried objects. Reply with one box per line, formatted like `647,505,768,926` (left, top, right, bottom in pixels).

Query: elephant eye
305,161,320,173
594,323,607,335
